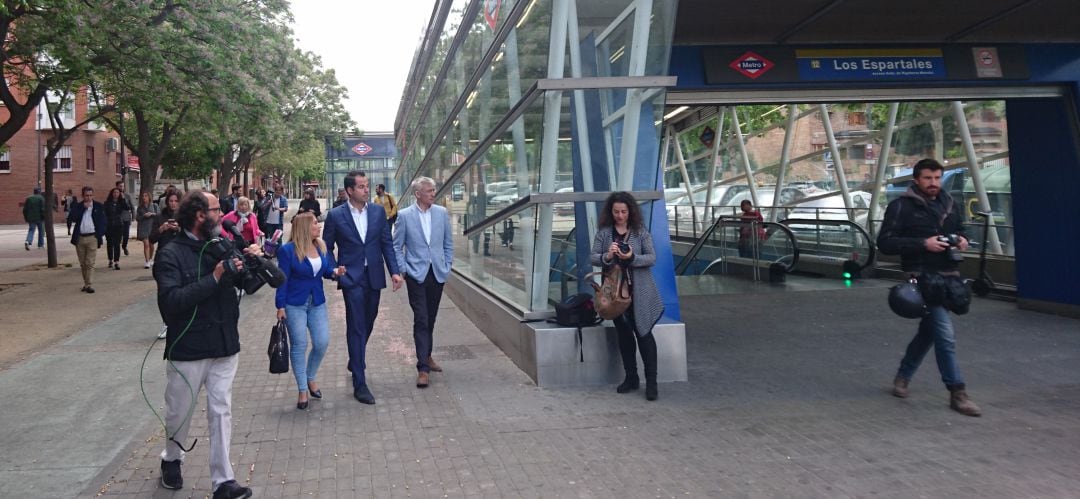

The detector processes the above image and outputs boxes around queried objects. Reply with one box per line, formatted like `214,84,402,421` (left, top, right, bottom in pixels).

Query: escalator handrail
676,216,801,275
778,218,876,270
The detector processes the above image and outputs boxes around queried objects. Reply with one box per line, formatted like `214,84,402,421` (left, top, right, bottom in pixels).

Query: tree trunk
931,118,944,162
43,150,59,268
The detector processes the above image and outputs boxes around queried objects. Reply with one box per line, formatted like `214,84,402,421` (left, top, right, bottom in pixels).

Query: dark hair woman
103,187,130,269
149,191,182,250
590,191,664,401
136,191,160,268
298,189,322,219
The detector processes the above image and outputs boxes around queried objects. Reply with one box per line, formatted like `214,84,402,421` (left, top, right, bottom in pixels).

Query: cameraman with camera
153,191,257,499
877,158,980,417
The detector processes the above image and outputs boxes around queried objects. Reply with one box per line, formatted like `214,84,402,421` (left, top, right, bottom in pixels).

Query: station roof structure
673,0,1080,45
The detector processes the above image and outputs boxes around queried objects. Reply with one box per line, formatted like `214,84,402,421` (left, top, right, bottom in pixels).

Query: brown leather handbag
588,265,632,320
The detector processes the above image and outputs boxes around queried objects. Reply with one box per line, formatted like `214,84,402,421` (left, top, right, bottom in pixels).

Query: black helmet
888,282,927,319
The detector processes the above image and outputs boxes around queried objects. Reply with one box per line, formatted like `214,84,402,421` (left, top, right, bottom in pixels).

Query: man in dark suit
68,186,107,293
323,171,403,404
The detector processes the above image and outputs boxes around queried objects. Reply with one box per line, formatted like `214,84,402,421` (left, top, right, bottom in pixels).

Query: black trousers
121,221,131,249
406,266,445,373
612,304,658,382
105,225,124,262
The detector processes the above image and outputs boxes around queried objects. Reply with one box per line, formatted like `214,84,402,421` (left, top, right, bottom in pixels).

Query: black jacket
299,198,321,218
877,186,967,273
149,209,179,248
154,233,243,361
104,198,130,228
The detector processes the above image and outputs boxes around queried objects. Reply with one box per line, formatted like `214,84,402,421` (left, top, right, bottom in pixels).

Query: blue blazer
275,241,337,309
322,202,399,290
67,201,106,245
393,204,454,283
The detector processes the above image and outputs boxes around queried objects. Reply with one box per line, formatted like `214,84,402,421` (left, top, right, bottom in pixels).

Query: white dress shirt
418,205,432,245
308,255,322,276
80,203,96,235
349,202,368,266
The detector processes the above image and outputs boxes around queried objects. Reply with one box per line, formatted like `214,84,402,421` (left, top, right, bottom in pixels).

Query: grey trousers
160,354,239,489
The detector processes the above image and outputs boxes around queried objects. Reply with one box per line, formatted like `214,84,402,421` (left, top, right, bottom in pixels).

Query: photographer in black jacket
877,158,980,417
153,191,258,499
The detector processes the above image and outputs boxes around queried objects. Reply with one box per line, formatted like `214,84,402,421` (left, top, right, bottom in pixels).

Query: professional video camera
215,220,286,294
935,233,965,263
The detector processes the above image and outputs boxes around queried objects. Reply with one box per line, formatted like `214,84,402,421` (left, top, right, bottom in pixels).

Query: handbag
268,319,290,374
589,264,632,320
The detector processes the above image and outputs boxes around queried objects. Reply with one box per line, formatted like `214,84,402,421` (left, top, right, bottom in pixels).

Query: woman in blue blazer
276,212,345,410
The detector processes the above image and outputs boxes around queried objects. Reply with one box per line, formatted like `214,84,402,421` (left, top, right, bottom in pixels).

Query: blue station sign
796,49,946,81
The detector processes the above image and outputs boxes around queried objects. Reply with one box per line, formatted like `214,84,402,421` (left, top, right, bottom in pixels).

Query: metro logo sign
729,51,774,80
351,142,372,156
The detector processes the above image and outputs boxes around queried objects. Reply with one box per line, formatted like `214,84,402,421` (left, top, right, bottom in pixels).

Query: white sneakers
158,324,168,339
145,259,154,269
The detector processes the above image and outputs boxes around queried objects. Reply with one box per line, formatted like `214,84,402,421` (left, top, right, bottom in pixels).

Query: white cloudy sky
289,0,435,132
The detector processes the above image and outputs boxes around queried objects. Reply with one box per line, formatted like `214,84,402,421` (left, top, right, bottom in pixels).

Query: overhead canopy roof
674,0,1080,45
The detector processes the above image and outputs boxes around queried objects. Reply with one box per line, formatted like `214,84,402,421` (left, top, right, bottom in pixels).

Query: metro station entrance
659,86,1073,297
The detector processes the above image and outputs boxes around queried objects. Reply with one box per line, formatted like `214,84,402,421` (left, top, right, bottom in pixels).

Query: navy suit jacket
67,201,106,245
322,201,399,290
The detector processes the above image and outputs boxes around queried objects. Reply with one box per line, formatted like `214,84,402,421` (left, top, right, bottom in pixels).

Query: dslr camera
617,242,631,254
935,234,965,263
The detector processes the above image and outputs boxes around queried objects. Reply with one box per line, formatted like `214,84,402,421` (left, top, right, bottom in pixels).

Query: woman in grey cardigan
591,192,664,401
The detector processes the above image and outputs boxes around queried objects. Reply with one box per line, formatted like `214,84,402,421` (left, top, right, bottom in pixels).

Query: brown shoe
892,377,910,398
427,356,442,372
949,389,982,417
416,371,430,388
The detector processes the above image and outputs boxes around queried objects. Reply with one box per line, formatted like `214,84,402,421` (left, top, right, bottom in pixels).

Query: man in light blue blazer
393,176,454,388
323,171,402,404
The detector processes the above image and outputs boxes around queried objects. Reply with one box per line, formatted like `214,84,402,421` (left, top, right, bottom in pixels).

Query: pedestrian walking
221,197,263,246
103,187,130,269
591,191,665,401
373,183,398,226
116,180,135,256
322,171,402,404
298,189,322,219
22,187,46,250
154,191,257,499
878,158,981,417
150,191,181,251
62,188,76,235
136,192,160,269
275,212,345,410
68,186,106,293
393,177,454,388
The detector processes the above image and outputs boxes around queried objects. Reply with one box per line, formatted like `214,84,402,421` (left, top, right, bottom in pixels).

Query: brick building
1,87,128,224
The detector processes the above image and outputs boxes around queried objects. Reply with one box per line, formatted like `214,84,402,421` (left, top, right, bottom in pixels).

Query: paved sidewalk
2,214,1080,498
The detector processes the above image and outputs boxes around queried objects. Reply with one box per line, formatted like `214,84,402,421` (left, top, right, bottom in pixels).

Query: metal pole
672,127,697,236
770,104,799,222
730,107,759,210
704,108,724,208
614,0,653,191
868,103,899,236
566,0,597,237
530,0,569,311
819,104,854,219
950,101,1002,253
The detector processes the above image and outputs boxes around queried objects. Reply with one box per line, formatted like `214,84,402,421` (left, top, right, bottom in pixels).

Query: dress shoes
309,389,322,399
416,371,430,388
296,400,309,410
427,356,442,372
354,384,375,405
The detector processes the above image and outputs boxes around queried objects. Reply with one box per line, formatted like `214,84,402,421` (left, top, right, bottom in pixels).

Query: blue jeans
285,298,330,393
896,305,965,389
26,221,44,247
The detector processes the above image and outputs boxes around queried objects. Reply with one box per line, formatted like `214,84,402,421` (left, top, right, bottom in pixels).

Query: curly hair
177,190,210,232
598,191,644,231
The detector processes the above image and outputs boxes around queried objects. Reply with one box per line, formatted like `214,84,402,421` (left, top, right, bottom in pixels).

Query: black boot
640,332,658,401
615,315,639,394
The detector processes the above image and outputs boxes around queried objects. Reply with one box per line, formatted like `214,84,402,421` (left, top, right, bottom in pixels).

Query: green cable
139,241,213,449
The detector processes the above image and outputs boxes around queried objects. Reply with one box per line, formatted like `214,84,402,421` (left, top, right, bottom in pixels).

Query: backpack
551,293,602,362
